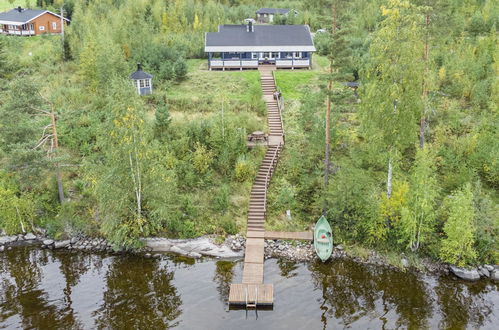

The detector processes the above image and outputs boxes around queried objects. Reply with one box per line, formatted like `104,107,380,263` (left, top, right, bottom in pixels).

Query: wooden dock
265,231,313,241
229,66,310,308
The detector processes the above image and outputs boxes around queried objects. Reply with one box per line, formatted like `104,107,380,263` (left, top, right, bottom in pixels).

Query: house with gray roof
256,8,290,23
0,6,69,36
205,22,316,70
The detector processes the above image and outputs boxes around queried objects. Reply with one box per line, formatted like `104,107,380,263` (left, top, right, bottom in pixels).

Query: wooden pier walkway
229,66,311,308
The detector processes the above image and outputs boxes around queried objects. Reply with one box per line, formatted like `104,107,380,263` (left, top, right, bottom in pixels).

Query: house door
259,52,280,61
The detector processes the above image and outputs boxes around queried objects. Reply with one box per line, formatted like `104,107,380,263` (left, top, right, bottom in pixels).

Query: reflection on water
0,246,497,329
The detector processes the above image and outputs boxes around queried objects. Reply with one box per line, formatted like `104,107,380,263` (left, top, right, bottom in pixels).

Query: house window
263,52,270,59
52,22,57,30
39,25,45,31
252,52,258,59
139,80,145,88
294,52,302,58
144,79,150,88
271,52,279,59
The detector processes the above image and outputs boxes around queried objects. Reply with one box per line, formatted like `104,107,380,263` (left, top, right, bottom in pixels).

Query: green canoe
314,216,333,262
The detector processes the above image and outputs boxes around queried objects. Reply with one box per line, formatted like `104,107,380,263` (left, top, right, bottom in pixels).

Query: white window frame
52,22,57,30
39,25,45,31
252,52,258,59
139,80,145,88
144,79,150,88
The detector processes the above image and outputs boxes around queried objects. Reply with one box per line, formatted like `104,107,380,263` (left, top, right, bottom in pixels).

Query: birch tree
96,82,153,248
360,0,424,198
440,184,477,266
399,147,438,251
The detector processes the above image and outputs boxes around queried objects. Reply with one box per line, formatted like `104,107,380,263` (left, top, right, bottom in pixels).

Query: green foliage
234,155,254,182
154,102,171,138
440,184,477,266
0,171,35,234
399,147,439,251
0,0,496,265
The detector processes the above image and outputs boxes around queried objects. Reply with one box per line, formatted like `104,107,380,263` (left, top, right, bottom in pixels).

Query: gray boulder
491,270,499,281
0,236,16,245
401,258,409,268
54,240,71,249
0,246,4,252
170,246,189,256
43,239,55,246
484,265,494,272
24,233,37,240
478,267,490,278
449,266,480,281
188,252,202,258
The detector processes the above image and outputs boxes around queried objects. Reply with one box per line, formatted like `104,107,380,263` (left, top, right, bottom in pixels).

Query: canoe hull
314,216,333,262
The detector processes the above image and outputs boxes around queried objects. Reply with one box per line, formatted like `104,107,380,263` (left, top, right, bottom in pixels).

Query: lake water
0,246,497,329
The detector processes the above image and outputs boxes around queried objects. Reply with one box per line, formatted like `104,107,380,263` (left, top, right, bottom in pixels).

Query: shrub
234,156,253,182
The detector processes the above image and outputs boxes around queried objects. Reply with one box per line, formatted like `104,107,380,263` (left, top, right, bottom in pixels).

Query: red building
0,7,69,36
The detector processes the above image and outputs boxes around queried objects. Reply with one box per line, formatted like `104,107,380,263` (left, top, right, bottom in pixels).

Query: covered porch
0,23,35,36
208,51,312,70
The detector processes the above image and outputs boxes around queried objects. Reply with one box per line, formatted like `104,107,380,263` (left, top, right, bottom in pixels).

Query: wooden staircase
229,66,285,308
259,68,284,139
247,144,282,232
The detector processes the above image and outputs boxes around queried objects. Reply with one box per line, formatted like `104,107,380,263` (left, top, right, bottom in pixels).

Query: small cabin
130,64,153,96
256,8,289,23
0,7,69,36
205,22,316,70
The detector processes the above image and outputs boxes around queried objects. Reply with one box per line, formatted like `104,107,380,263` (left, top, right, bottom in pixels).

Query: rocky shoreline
1,232,498,282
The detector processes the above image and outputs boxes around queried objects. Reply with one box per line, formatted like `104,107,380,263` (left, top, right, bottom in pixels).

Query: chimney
17,6,23,13
246,20,254,32
137,63,142,71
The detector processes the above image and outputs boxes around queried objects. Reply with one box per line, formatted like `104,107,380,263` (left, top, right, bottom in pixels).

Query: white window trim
52,22,57,29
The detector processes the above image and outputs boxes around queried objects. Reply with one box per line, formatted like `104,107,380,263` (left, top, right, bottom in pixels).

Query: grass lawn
274,55,327,100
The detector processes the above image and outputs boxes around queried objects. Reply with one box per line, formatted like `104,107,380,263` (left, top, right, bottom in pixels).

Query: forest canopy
0,0,497,266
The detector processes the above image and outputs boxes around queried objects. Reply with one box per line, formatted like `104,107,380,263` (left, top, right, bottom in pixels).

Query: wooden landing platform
228,283,274,306
265,231,313,241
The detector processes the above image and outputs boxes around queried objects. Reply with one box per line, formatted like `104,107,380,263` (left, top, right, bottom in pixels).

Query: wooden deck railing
262,143,281,216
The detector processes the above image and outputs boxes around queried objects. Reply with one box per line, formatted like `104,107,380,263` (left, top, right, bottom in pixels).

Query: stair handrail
262,143,281,215
272,70,285,140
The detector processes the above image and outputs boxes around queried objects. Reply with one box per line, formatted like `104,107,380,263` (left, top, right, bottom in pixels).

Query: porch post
292,53,294,70
240,53,242,71
208,52,212,71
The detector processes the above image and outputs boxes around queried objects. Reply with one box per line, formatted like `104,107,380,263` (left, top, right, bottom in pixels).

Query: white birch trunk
387,158,393,198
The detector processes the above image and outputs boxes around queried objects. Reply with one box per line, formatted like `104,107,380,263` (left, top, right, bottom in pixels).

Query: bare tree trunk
323,3,337,216
420,14,430,149
50,112,65,203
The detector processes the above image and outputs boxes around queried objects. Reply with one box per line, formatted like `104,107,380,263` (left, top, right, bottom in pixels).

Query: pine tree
322,0,353,215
